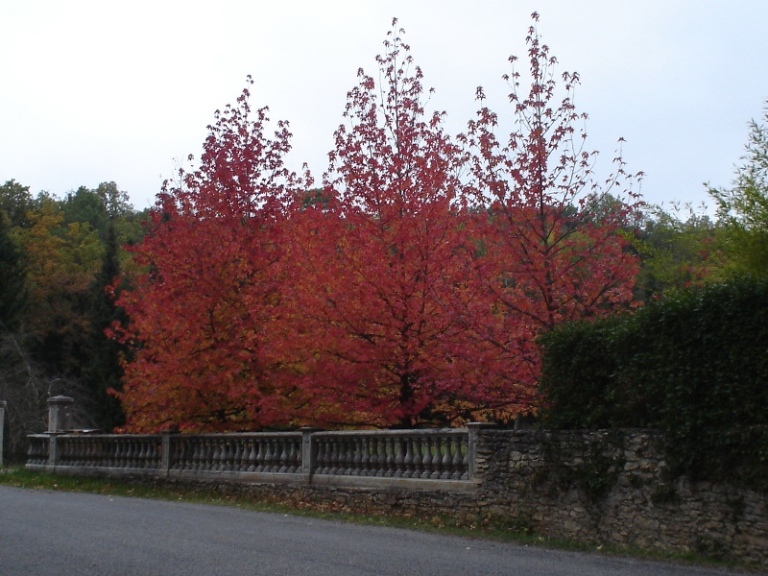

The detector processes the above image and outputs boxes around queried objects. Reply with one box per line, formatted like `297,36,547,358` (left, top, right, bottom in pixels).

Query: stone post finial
47,396,75,433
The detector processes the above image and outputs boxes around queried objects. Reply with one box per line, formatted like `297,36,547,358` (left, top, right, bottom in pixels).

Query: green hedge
539,277,768,488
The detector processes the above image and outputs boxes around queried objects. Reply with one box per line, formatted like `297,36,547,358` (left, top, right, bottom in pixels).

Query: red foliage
113,15,642,431
113,79,309,432
281,22,520,427
459,13,643,399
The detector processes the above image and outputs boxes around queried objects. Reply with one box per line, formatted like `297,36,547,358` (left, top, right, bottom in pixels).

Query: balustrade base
24,462,477,493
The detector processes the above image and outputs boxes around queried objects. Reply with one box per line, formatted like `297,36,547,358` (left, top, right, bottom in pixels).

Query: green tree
710,101,768,277
634,204,727,300
0,213,27,331
18,197,104,372
0,179,34,228
82,223,125,431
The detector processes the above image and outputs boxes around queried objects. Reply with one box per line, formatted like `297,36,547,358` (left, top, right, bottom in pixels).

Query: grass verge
0,466,759,573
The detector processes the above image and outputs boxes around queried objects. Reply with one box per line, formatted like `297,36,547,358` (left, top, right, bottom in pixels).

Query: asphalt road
0,486,747,576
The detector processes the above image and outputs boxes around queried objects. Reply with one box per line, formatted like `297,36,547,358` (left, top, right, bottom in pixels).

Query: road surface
0,486,747,576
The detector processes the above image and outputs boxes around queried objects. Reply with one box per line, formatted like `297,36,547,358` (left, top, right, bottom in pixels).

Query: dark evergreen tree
0,213,27,332
82,222,125,431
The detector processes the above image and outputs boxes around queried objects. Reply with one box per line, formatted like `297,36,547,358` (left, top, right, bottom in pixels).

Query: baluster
224,436,237,472
66,438,76,466
135,439,144,468
121,439,131,468
205,438,216,472
180,439,189,471
211,439,222,472
193,438,203,471
113,440,123,468
153,438,161,468
441,436,452,480
264,438,275,472
459,436,469,480
431,436,443,479
86,438,96,467
394,438,405,478
403,437,415,478
81,438,89,466
124,439,133,468
316,440,328,475
325,438,335,475
126,439,134,468
324,439,334,475
189,438,200,471
292,438,301,472
313,440,323,474
232,438,243,472
136,438,147,468
93,438,104,467
370,437,383,477
79,438,87,466
83,438,93,467
412,436,424,478
112,439,122,468
138,439,148,468
335,437,346,475
246,439,257,472
121,439,130,468
81,438,90,467
61,438,71,465
195,438,205,472
278,439,289,473
173,439,184,471
217,439,228,471
384,437,394,477
283,440,294,473
181,439,191,471
446,436,457,480
291,438,301,472
352,436,371,476
341,437,351,475
419,436,432,479
336,437,346,475
274,438,284,473
93,438,102,467
61,438,71,466
128,438,139,468
146,439,155,468
222,438,235,472
253,439,264,472
324,438,334,475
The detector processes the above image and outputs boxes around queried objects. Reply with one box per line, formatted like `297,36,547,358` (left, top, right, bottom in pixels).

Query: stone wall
168,429,767,566
473,430,768,565
27,426,768,566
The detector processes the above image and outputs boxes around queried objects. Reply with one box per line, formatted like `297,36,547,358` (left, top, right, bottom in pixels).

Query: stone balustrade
168,433,304,476
26,427,477,489
18,397,768,566
312,430,469,480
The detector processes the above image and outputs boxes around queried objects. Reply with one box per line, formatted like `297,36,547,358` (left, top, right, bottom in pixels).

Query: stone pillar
466,422,495,481
0,400,6,466
300,428,319,482
160,430,179,478
47,396,75,433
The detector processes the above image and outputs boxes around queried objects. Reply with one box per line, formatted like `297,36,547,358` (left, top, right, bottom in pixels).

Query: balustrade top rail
27,428,479,488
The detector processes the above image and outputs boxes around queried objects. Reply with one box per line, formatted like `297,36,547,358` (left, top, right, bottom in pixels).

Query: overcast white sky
2,1,767,212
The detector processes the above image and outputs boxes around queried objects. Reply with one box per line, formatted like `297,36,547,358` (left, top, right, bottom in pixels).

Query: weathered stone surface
27,428,768,567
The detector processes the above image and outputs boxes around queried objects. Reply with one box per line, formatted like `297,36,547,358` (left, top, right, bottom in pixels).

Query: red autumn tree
114,79,309,432
282,21,521,427
460,13,643,407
